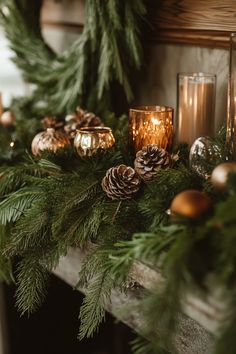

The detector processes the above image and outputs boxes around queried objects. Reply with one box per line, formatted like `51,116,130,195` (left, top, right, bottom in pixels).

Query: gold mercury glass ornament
31,128,71,156
211,162,236,190
74,127,115,157
0,110,15,128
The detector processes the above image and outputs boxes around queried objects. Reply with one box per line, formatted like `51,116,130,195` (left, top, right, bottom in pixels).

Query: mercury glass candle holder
74,126,115,157
177,73,216,146
129,105,174,153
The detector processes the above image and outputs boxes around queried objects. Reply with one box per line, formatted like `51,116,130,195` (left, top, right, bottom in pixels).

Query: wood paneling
147,0,236,47
41,0,84,31
147,29,232,48
41,0,236,48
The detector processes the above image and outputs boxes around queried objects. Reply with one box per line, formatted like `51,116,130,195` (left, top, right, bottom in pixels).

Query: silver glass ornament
189,136,222,179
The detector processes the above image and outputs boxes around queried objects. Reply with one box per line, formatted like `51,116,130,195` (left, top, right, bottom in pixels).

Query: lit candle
129,106,173,153
177,73,216,146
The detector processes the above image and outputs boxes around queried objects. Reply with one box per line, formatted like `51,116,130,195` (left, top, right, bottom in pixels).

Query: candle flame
151,117,161,125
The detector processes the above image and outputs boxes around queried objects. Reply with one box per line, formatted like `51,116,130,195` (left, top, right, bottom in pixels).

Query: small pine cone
75,106,86,119
125,280,141,290
41,116,63,130
80,112,103,128
64,117,81,139
134,144,172,182
102,165,141,200
64,109,103,139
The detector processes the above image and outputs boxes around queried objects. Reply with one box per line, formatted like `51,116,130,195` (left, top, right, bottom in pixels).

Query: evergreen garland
0,126,235,354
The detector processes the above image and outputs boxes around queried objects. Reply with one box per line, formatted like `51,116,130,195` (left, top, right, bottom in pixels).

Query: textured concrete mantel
53,247,220,354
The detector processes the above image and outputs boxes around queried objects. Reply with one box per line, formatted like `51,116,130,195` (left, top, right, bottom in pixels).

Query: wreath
0,0,145,114
0,2,236,354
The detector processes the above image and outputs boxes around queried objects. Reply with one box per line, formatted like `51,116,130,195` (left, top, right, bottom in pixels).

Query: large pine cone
134,144,172,182
102,165,141,200
64,107,103,139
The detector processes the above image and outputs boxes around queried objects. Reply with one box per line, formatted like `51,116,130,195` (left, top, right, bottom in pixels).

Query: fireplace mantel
53,247,220,354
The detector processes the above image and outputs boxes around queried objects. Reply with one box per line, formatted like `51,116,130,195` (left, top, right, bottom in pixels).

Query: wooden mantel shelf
52,247,224,354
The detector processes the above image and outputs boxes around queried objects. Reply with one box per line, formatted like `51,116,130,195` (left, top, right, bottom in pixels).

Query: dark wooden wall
147,0,236,47
41,0,236,47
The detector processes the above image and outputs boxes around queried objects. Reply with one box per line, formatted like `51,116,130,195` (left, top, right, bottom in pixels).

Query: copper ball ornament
211,162,236,190
0,110,15,127
31,128,71,156
170,189,211,219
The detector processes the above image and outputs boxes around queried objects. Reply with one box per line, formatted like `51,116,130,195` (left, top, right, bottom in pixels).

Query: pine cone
64,115,80,139
80,112,103,127
41,116,63,130
64,107,103,139
134,144,172,182
75,106,86,119
102,165,141,200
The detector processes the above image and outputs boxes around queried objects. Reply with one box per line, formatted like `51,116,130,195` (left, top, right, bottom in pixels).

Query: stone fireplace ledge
52,247,221,354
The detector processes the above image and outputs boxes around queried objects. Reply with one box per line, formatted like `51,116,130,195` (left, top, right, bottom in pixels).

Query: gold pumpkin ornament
170,189,211,219
211,162,236,190
31,128,71,156
74,126,115,157
0,110,15,128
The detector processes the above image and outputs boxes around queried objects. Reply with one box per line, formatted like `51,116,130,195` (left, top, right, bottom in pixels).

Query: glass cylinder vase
176,73,216,146
129,105,174,153
227,33,236,159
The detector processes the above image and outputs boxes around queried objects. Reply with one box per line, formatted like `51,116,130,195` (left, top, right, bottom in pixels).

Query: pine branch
0,225,14,283
213,294,236,354
138,165,202,229
5,199,50,257
0,186,43,224
51,180,104,245
108,225,180,280
131,335,171,354
78,267,114,339
15,256,50,315
78,245,126,339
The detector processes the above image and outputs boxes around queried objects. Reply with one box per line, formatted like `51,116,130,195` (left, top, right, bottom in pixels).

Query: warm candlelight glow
129,106,173,153
176,73,216,146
